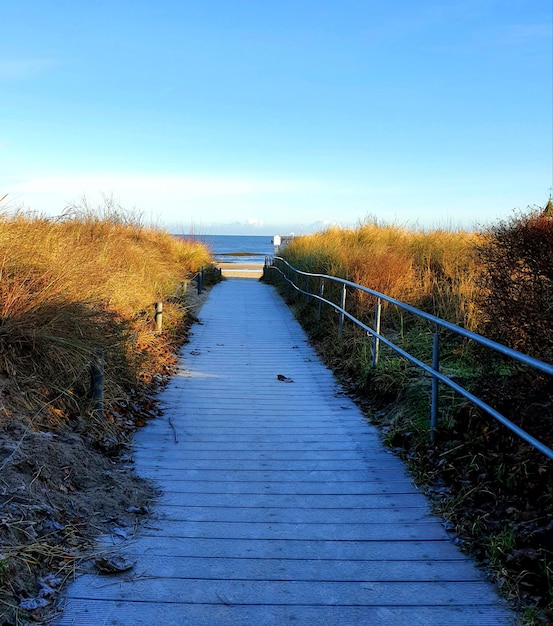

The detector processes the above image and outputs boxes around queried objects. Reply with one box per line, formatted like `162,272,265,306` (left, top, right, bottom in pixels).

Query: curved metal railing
265,256,553,460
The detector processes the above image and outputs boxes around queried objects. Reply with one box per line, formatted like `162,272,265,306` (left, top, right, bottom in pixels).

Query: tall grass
282,221,481,330
0,203,213,437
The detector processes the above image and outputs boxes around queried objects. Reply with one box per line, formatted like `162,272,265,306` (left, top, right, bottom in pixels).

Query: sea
176,234,277,264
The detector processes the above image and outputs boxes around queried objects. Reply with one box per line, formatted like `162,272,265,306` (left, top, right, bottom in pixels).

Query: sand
217,262,264,278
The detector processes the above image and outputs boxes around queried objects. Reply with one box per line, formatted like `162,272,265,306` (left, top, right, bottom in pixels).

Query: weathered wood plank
68,554,484,581
58,598,513,626
97,536,472,561
154,480,418,496
64,577,506,607
137,519,450,541
142,491,437,509
152,504,433,524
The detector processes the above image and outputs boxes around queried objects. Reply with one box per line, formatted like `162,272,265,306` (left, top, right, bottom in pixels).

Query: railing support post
338,284,346,338
286,264,291,298
372,299,382,366
430,330,440,441
317,279,324,321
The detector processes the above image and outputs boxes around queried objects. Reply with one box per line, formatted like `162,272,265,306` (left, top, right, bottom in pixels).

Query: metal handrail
266,256,553,460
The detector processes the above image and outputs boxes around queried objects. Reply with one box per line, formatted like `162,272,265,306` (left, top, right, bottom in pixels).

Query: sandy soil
217,262,264,279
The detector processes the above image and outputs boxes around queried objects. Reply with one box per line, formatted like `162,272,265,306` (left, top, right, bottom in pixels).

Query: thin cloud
13,174,318,198
246,218,265,227
0,59,54,79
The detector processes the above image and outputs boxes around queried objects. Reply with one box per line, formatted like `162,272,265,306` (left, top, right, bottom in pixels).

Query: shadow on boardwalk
57,279,516,625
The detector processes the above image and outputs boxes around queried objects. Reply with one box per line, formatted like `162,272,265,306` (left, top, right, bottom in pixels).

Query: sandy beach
217,262,264,278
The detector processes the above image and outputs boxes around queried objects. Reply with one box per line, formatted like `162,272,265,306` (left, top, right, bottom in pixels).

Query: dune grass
0,203,213,437
280,221,481,330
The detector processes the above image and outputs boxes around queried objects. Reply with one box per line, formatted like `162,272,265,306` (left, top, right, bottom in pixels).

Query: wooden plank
149,469,409,482
63,577,507,607
152,504,433,524
70,554,484,582
135,455,398,468
97,536,472,561
155,481,419,497
135,448,396,461
142,492,436,509
136,520,449,541
58,599,514,626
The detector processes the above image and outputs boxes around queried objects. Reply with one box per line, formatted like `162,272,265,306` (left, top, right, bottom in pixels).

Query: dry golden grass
282,221,481,330
0,204,213,430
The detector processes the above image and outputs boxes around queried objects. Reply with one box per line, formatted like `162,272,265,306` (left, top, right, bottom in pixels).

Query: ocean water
177,234,277,264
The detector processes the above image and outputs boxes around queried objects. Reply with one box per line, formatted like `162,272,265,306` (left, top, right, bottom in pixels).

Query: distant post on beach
273,234,294,256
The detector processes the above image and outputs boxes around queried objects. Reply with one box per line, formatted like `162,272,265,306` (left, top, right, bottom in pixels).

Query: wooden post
197,268,204,295
90,349,104,420
155,301,163,333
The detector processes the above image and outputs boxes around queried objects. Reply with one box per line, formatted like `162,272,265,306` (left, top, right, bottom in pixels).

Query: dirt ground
0,288,211,625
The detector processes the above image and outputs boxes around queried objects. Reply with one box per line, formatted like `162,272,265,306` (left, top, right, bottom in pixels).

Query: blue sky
1,1,551,235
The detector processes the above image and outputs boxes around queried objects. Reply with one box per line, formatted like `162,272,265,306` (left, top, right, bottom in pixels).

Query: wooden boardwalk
58,278,515,625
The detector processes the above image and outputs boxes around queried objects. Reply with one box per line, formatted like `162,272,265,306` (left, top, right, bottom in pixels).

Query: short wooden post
90,349,105,420
197,267,204,295
155,301,163,333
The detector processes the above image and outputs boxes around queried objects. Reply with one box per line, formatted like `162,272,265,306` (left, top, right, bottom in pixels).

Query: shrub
477,203,553,362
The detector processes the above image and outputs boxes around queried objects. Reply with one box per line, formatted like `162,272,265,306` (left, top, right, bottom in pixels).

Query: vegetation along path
57,277,515,625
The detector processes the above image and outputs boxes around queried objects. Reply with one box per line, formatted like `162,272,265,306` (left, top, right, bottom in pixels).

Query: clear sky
1,1,552,235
